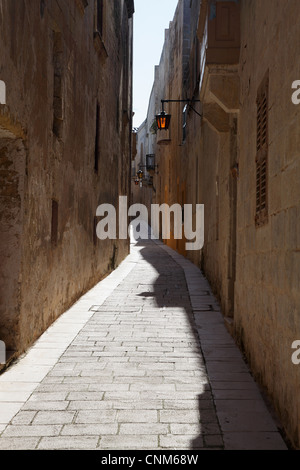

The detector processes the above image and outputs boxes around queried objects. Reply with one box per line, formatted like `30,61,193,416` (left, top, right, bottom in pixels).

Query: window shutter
255,72,269,226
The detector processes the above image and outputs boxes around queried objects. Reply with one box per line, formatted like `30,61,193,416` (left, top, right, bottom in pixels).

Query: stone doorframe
0,106,26,364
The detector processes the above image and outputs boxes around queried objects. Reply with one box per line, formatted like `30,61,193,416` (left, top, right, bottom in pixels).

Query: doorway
0,135,26,356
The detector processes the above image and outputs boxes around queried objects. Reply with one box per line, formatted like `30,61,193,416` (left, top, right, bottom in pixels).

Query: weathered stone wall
147,0,300,449
0,138,26,353
151,0,237,317
235,0,300,448
150,0,192,252
0,0,134,359
192,121,234,317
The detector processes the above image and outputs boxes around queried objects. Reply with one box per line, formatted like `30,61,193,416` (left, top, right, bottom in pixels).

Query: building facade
131,84,157,211
0,0,134,362
144,0,300,449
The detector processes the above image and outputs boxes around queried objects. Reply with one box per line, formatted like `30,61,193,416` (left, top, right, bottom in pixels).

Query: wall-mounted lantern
155,100,171,130
156,111,171,131
156,99,201,131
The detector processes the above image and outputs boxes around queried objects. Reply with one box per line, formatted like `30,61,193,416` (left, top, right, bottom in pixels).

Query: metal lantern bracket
160,99,202,118
156,99,202,131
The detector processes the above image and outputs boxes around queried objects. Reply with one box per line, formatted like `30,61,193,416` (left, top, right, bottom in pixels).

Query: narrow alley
0,235,287,450
0,0,299,453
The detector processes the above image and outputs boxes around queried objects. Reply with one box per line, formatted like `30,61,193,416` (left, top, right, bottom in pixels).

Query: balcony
197,0,241,132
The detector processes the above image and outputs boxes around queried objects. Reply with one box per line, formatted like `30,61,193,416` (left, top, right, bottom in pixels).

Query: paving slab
0,237,288,450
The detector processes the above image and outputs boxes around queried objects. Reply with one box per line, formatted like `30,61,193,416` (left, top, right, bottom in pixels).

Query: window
40,0,46,18
53,31,63,139
51,200,58,246
255,72,269,227
96,0,104,37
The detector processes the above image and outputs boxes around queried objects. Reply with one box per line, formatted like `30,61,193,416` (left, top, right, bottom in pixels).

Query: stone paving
0,237,288,450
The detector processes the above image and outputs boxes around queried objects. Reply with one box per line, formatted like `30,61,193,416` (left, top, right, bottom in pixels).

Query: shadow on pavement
133,235,224,450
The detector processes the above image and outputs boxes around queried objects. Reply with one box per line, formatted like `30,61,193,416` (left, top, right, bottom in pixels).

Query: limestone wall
0,0,134,358
147,0,300,448
235,0,300,448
